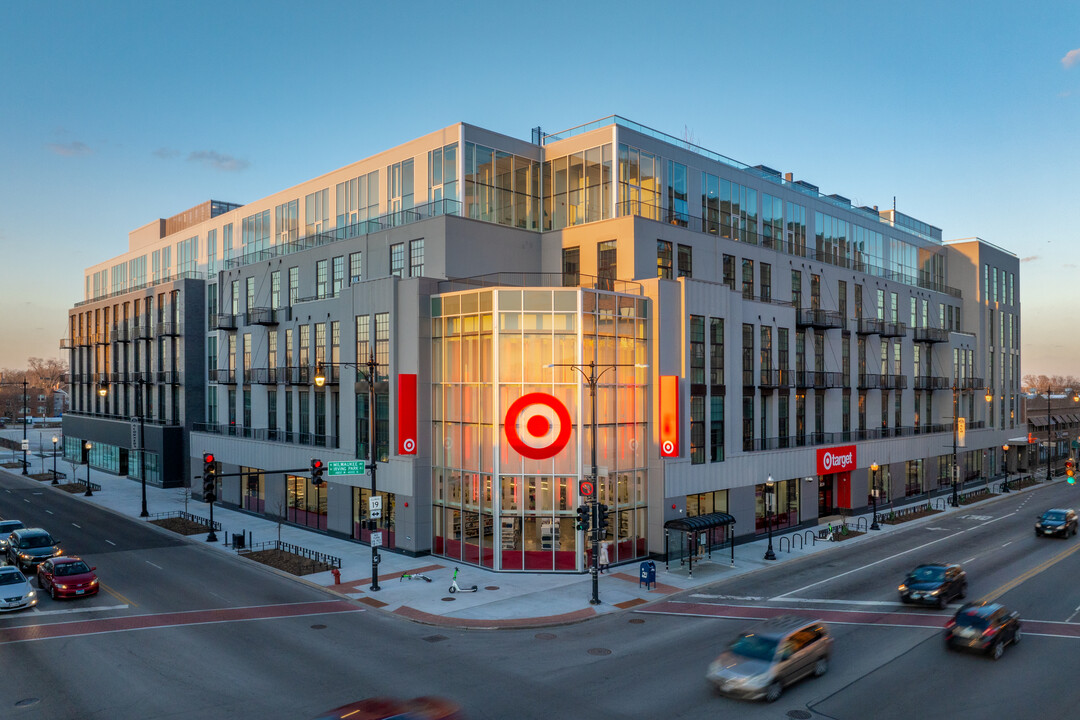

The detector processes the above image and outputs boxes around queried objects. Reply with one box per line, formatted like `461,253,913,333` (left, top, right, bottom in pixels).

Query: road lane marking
101,583,136,607
23,499,30,503
45,510,53,515
71,523,81,529
105,540,115,546
1066,605,1080,623
963,557,976,564
1001,541,1012,547
22,604,129,617
145,561,162,569
978,541,1080,603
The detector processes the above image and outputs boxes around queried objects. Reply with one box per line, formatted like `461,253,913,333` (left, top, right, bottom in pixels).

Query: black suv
5,528,62,572
945,602,1021,660
899,563,966,608
1035,508,1078,538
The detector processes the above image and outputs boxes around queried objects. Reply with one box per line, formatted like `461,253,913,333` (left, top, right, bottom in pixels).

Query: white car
0,566,37,612
0,519,25,552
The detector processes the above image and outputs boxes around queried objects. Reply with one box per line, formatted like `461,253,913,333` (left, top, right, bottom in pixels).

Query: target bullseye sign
504,392,572,460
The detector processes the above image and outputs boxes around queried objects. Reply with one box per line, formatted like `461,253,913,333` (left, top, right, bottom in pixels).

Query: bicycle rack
854,517,868,533
779,536,790,553
805,529,821,546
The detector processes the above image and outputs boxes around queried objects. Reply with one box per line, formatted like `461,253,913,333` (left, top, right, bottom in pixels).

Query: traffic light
595,503,610,534
1068,459,1076,485
202,453,217,503
576,505,591,532
311,458,325,487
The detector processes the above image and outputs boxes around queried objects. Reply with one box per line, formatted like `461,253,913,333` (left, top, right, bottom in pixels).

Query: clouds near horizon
1063,48,1080,68
186,150,249,172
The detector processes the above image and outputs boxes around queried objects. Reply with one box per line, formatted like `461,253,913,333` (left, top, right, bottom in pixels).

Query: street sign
130,418,141,450
328,460,366,476
371,531,383,548
369,496,382,519
579,479,595,498
20,439,28,451
957,417,966,447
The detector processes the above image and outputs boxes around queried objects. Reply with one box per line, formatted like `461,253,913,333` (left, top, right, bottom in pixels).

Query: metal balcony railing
914,327,950,343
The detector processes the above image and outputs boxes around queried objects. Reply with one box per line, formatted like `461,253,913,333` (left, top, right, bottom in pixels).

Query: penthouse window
618,144,660,222
467,143,540,230
657,241,673,279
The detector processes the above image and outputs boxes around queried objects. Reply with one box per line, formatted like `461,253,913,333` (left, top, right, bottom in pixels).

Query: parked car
706,615,832,702
6,528,62,572
0,565,37,612
945,602,1021,660
0,520,25,552
1035,508,1078,538
37,557,98,600
899,563,966,608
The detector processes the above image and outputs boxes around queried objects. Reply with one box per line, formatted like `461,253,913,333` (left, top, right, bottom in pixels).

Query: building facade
62,116,1022,571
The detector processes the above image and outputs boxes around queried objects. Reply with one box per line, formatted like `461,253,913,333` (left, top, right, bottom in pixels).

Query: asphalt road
1,470,1079,719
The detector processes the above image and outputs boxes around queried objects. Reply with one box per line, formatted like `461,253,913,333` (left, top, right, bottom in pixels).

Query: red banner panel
398,374,417,455
816,445,856,475
659,375,679,458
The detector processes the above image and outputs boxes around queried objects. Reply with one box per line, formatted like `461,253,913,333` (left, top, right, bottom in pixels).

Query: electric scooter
448,567,478,593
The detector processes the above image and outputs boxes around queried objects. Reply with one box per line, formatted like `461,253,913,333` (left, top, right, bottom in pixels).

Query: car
706,615,832,702
6,528,62,572
1035,508,1078,538
37,557,98,600
0,520,25,552
312,696,464,719
899,563,966,608
0,565,37,612
945,602,1021,660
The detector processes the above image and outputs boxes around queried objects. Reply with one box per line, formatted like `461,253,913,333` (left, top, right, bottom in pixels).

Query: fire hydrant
331,568,341,585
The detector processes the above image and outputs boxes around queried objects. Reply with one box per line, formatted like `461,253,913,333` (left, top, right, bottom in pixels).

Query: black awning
664,512,736,533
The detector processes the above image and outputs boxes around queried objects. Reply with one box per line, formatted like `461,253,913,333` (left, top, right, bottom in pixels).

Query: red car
37,557,99,600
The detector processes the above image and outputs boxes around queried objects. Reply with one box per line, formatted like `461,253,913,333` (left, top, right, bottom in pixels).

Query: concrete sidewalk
0,439,1049,629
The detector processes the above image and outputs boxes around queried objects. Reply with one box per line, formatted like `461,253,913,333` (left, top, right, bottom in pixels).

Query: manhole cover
535,632,557,640
441,597,456,601
484,586,500,591
628,618,645,624
310,624,327,630
786,711,812,719
422,635,448,643
587,648,612,656
14,699,40,708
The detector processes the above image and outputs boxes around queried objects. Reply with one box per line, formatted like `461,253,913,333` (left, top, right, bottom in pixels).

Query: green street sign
1072,441,1078,449
328,460,366,476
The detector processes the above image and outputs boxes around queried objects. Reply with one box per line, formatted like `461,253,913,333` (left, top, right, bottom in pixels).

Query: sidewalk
0,442,1052,629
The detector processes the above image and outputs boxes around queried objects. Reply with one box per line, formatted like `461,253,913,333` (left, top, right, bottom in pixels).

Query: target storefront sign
504,392,573,460
817,445,856,475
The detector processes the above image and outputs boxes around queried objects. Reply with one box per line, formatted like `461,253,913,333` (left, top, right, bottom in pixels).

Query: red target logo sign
504,392,572,460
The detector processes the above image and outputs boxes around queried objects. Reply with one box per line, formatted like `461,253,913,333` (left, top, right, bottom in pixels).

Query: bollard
331,568,341,585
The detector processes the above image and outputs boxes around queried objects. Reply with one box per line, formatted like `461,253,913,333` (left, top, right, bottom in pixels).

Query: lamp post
547,360,647,605
870,462,881,530
1001,443,1010,491
315,352,382,591
51,436,58,485
135,379,149,517
763,476,776,561
83,441,93,496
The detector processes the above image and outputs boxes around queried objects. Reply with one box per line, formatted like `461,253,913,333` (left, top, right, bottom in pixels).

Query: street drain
14,699,40,708
535,632,557,640
484,586,500,591
423,635,448,643
310,624,327,630
441,596,455,601
628,618,645,624
786,711,812,719
587,648,612,656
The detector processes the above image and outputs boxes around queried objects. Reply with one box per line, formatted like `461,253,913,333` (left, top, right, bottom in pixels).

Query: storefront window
755,480,798,533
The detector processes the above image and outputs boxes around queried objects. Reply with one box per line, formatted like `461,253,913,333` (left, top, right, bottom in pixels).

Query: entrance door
818,477,833,516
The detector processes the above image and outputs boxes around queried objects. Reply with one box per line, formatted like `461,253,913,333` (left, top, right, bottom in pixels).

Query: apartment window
810,274,821,310
742,394,754,452
597,240,617,291
778,394,789,442
245,277,255,313
742,323,754,387
723,254,735,290
427,143,459,202
877,289,885,320
390,243,405,278
286,390,293,434
890,292,899,323
242,210,271,252
842,390,851,434
778,328,789,375
299,325,310,369
230,281,240,315
842,335,850,377
349,252,362,284
760,263,772,302
316,259,329,299
690,316,705,384
791,270,802,309
207,229,217,274
332,256,344,296
271,271,280,309
389,159,415,213
691,396,705,464
710,395,724,462
657,240,673,279
268,330,277,371
222,223,233,264
275,199,299,244
268,390,277,431
742,259,754,300
337,169,380,229
207,336,217,378
910,297,917,328
207,283,218,319
677,244,692,278
709,318,724,387
242,334,251,373
562,247,580,286
409,239,425,277
331,321,340,366
288,267,298,306
760,326,773,373
667,160,688,226
795,391,805,444
855,284,863,319
315,323,326,367
207,388,217,424
838,280,847,318
858,391,866,432
305,188,330,234
815,393,824,435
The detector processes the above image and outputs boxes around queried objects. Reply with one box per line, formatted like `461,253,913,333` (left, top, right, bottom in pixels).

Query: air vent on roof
753,165,781,178
828,194,851,206
794,180,819,192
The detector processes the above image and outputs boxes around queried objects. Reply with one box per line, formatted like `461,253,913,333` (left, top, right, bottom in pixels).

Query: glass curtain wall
431,287,649,572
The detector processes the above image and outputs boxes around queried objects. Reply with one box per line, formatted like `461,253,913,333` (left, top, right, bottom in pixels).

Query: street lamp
763,476,776,561
51,436,58,485
83,441,93,496
1001,443,1010,492
870,462,881,530
315,352,384,592
546,360,648,605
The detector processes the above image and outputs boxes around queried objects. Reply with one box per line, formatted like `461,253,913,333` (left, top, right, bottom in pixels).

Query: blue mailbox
639,560,656,589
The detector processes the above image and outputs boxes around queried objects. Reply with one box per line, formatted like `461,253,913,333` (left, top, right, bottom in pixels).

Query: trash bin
232,532,245,549
639,560,656,589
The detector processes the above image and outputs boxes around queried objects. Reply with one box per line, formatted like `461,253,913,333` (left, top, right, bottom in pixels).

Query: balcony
132,371,153,384
880,321,907,338
286,366,311,385
856,318,884,335
113,324,132,343
156,321,181,336
192,423,338,448
245,307,276,326
881,374,908,390
59,338,75,349
134,323,153,340
796,371,823,389
759,369,786,389
914,375,949,390
211,369,237,385
959,377,987,390
155,371,182,384
796,308,845,330
215,314,237,331
108,372,127,384
914,327,950,343
93,331,110,345
858,373,882,389
248,367,282,385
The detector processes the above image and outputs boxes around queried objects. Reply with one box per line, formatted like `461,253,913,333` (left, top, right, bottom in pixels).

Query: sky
1,0,1078,374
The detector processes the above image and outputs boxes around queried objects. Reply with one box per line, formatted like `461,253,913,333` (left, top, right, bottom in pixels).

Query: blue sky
2,0,1078,374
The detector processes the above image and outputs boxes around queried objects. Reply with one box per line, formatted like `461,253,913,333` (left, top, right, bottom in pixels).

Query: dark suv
1035,508,1078,538
899,563,966,608
945,602,1021,660
6,528,62,572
